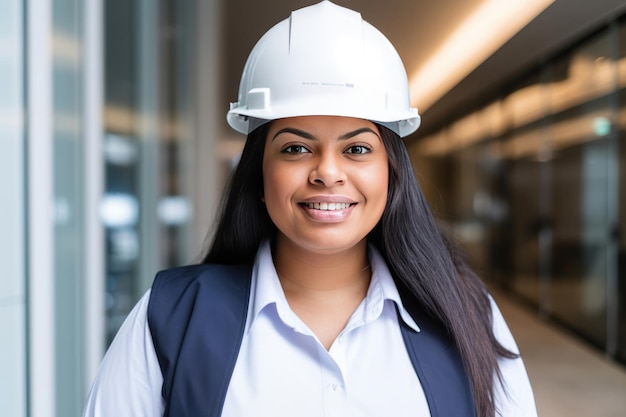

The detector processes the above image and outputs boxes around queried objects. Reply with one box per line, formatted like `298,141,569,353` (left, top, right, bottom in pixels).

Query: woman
84,2,537,416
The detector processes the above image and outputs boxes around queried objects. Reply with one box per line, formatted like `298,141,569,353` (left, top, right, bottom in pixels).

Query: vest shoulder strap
147,263,252,417
398,292,477,417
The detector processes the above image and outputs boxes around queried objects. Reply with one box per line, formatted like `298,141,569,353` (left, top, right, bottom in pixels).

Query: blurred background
2,0,626,416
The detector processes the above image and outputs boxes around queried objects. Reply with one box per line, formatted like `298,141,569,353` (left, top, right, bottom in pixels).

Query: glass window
505,126,550,305
52,1,87,414
450,140,509,283
547,30,616,347
408,13,626,365
502,70,551,306
617,19,626,363
104,0,198,344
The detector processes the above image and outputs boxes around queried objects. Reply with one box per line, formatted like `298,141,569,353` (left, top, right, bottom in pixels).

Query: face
262,115,389,256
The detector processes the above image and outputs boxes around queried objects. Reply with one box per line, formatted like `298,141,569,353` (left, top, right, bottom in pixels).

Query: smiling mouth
301,202,355,211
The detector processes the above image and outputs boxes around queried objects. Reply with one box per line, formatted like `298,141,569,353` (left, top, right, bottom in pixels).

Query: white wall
0,1,27,416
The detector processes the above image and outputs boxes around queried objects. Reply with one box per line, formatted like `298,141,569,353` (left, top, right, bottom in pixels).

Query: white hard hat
227,0,420,138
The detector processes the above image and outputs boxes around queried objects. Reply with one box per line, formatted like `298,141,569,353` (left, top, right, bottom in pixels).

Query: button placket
322,376,347,417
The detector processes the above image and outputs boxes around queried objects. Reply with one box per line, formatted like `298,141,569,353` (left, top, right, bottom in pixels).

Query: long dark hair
204,122,517,417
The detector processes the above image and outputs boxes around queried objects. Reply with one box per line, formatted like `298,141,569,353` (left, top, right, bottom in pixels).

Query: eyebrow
272,127,315,141
339,127,379,140
272,126,380,141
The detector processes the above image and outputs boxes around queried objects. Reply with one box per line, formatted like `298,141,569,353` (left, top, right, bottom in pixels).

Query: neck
272,235,371,293
272,235,372,350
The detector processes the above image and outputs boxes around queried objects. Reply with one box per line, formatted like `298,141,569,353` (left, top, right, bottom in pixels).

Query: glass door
547,31,617,348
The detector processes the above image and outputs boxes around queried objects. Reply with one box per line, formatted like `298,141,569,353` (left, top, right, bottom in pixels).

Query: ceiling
220,0,626,140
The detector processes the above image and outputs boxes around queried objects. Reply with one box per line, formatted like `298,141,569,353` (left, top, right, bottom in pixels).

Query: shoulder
148,263,253,323
487,294,521,355
151,263,254,292
488,295,539,416
147,262,254,349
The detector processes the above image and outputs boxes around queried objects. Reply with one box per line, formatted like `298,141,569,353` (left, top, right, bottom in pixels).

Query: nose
308,151,346,186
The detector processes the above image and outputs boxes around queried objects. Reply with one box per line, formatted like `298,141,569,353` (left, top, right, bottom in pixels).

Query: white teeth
305,202,351,210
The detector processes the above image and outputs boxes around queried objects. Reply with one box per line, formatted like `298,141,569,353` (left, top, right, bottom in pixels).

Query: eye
345,145,371,155
281,144,311,154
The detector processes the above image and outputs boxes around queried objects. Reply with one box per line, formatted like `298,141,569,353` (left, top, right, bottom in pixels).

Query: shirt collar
367,245,420,332
246,240,420,333
247,241,297,333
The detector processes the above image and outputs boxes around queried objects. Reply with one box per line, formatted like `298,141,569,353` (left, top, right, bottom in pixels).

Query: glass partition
411,15,626,361
617,20,626,363
448,140,508,279
506,128,550,306
104,0,198,344
547,31,616,347
503,70,552,308
52,1,89,414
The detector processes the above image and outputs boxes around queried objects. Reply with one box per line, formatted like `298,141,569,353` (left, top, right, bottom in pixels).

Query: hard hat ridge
227,1,421,138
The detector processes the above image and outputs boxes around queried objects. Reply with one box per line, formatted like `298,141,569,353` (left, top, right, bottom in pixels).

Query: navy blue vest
147,264,475,416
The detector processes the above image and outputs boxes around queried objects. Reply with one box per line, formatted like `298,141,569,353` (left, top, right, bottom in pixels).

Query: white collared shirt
221,241,426,417
83,242,538,417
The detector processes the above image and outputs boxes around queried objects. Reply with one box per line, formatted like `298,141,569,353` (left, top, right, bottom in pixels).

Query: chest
222,304,428,417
